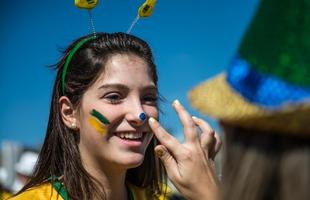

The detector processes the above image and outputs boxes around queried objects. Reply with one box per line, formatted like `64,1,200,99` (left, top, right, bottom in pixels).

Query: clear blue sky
0,0,259,147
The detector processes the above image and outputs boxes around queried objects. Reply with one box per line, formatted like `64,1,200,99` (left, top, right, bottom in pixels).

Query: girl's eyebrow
98,84,158,92
98,83,129,91
143,85,158,92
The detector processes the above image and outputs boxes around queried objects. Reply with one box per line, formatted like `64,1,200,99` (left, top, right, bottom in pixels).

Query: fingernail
192,116,198,120
173,99,180,106
149,117,156,123
155,148,164,157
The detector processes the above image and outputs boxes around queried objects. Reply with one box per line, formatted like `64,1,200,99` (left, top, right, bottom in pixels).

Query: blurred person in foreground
189,0,310,199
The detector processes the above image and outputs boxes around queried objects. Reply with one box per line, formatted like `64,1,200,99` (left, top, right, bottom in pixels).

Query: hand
148,100,221,200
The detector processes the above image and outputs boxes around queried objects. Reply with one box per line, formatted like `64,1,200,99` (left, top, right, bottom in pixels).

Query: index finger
148,117,183,156
172,100,199,144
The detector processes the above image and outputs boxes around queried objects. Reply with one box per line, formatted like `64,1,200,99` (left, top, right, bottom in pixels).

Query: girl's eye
142,95,158,105
104,93,123,104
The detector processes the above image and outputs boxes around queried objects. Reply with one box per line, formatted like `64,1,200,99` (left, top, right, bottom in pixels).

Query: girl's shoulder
8,182,64,200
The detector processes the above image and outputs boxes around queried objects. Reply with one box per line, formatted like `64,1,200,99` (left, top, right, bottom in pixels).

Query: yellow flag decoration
138,0,157,17
75,0,98,9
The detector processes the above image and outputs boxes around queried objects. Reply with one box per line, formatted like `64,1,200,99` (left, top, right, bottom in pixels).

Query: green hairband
61,35,97,95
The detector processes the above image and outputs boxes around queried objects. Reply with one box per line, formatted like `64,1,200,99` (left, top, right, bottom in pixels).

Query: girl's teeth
116,132,143,139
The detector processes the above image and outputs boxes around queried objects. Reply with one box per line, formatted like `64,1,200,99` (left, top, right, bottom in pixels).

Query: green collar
49,176,134,200
49,176,68,200
126,184,135,200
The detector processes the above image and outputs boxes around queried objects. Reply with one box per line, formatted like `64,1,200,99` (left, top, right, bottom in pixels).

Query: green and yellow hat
188,0,310,137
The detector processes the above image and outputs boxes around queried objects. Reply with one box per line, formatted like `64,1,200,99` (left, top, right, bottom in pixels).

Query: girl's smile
114,131,151,148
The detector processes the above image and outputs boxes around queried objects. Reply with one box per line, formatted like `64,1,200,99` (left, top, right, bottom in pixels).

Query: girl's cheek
148,108,159,119
144,106,159,118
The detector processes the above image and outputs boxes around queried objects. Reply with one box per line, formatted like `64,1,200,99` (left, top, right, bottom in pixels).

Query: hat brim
188,73,310,136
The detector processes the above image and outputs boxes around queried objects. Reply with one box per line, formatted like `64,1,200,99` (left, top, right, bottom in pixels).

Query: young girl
10,32,220,200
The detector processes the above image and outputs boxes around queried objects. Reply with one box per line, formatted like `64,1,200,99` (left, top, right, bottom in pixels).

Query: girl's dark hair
221,124,310,200
17,32,166,199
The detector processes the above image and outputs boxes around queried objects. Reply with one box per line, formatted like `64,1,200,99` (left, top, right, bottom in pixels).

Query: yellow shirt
127,183,172,200
9,182,172,200
8,183,64,200
1,191,12,200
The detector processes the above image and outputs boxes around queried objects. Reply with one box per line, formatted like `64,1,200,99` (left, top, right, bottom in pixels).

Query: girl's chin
118,154,145,169
126,162,144,169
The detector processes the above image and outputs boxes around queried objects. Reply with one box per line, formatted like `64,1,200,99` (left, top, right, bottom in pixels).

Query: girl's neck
98,170,127,200
83,161,129,200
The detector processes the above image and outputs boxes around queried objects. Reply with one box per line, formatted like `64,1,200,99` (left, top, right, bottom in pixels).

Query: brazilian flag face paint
88,109,110,136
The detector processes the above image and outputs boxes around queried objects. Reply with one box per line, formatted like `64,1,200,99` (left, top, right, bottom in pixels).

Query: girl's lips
117,137,143,147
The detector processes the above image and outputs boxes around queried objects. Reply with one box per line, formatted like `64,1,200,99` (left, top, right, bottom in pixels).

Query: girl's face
77,53,158,170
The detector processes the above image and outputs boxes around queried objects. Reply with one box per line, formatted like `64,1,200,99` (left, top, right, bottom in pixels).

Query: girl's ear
59,96,79,130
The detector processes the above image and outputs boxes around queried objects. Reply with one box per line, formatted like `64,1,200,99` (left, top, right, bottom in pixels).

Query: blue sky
0,0,259,147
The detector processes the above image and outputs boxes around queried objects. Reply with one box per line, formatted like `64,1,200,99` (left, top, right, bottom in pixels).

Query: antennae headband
61,35,97,95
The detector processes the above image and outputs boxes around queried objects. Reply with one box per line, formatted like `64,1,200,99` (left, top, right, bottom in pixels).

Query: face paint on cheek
88,109,110,136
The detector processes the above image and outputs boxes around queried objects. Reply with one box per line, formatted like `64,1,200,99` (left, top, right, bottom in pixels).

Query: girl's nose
125,101,147,126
